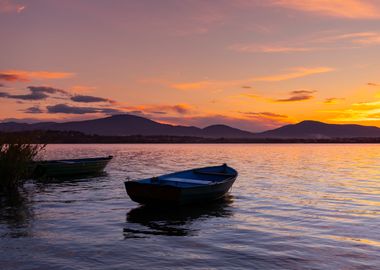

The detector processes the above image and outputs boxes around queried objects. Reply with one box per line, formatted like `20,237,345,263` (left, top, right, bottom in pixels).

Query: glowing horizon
1,0,380,132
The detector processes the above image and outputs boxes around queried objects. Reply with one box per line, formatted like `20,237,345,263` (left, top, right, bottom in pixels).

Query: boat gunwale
36,156,113,165
125,165,238,189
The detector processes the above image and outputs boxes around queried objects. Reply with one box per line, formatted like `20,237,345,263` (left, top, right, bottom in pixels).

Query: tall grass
0,139,45,193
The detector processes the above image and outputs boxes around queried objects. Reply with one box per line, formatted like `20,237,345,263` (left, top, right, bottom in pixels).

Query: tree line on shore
1,130,380,144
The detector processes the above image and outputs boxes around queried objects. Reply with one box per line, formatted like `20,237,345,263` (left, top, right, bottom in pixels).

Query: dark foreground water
0,144,379,269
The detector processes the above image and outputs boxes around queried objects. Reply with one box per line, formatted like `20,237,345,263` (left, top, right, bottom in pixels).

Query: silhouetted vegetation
0,134,45,193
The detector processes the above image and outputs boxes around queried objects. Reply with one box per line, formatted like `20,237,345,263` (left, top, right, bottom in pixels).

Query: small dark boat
124,164,237,205
33,156,113,178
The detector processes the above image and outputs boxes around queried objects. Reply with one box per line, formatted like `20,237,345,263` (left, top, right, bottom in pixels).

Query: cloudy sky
1,0,380,131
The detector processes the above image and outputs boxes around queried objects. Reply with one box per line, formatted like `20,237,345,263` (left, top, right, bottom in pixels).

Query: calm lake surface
1,144,379,269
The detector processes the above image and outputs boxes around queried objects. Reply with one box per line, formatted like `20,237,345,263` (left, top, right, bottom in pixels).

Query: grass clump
0,139,45,193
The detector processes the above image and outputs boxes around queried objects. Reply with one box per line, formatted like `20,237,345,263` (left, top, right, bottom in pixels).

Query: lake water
0,144,379,269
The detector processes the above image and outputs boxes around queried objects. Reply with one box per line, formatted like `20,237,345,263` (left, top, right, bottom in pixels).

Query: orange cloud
354,35,380,45
353,100,380,110
241,111,288,119
172,81,213,91
172,67,333,90
230,31,380,55
322,97,380,122
272,0,380,19
0,73,27,82
0,70,74,82
324,97,345,104
230,44,317,53
70,85,97,94
239,93,260,99
330,32,380,45
0,0,25,13
253,67,333,82
333,32,378,40
328,109,380,122
367,112,380,119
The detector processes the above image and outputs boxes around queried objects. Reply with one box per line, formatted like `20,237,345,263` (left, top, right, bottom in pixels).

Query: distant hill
258,120,380,138
0,114,255,138
201,125,254,138
1,115,380,139
0,121,56,132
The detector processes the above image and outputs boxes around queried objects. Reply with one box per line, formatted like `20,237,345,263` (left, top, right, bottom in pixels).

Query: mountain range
1,114,380,139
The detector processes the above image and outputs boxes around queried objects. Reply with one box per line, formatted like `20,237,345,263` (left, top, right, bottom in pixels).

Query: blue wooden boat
33,156,113,178
124,164,237,205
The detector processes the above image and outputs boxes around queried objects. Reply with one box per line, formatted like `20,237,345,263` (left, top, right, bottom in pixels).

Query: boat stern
124,181,182,205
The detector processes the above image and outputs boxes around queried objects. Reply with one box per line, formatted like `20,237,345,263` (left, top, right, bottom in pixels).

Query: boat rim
125,164,238,188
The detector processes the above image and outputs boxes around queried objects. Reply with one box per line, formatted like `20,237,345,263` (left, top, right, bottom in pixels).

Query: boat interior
136,165,237,188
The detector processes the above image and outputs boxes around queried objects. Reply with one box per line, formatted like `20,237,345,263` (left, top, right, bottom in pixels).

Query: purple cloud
23,106,44,114
47,104,122,115
71,95,113,103
275,90,316,102
0,86,68,101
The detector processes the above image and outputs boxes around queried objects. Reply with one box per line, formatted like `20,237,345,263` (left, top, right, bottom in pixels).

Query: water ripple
0,144,379,269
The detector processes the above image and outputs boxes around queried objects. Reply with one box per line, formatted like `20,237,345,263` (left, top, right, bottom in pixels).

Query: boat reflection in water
34,171,108,183
124,195,234,238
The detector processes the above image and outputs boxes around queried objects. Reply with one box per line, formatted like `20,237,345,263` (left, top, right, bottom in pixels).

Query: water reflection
0,188,34,238
1,144,379,269
124,196,234,238
33,171,108,183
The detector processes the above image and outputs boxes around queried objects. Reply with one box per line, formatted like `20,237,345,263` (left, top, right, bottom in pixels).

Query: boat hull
33,156,113,178
125,165,237,205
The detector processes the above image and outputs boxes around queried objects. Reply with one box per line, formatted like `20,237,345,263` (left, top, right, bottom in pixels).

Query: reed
0,137,45,192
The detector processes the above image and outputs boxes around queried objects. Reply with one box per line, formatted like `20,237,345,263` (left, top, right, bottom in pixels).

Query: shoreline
1,131,380,144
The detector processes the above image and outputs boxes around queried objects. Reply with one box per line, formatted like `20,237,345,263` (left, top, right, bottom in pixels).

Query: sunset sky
1,0,380,132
